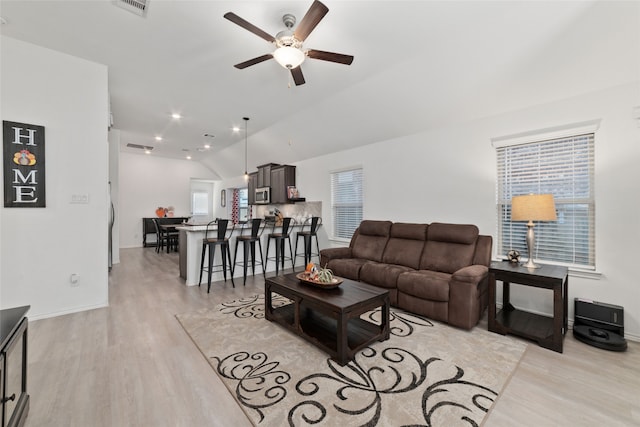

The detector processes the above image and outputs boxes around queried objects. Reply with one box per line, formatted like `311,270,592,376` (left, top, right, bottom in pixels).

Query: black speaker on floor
573,298,627,351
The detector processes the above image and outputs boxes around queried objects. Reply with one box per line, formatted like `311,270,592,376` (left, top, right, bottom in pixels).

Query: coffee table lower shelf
270,303,384,358
264,273,390,366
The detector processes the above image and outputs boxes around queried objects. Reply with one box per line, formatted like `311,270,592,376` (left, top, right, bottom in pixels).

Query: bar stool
294,216,322,268
265,217,296,275
199,219,235,292
233,218,266,286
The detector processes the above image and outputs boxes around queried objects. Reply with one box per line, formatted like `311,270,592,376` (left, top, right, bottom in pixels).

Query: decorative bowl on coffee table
296,272,343,289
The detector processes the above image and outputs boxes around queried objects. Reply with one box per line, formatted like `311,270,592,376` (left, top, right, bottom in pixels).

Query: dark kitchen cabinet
248,172,258,205
257,163,279,188
1,306,30,427
270,165,296,204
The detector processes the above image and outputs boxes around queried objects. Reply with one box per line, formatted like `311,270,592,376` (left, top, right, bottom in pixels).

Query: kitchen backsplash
255,201,322,224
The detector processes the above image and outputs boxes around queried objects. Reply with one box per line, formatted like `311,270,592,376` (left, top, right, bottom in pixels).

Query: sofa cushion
351,220,392,262
360,262,414,290
326,258,369,281
397,270,452,302
420,223,479,274
382,223,427,269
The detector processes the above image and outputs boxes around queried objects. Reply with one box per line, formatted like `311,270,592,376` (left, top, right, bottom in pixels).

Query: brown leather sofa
319,220,492,329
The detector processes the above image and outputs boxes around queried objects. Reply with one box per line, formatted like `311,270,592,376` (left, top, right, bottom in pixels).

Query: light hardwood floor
24,248,639,427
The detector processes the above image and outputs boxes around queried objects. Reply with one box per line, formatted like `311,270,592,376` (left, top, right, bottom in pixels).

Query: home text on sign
3,121,46,208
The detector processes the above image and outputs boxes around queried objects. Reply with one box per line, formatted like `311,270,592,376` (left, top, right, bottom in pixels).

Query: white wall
293,82,640,339
0,36,109,319
118,152,219,248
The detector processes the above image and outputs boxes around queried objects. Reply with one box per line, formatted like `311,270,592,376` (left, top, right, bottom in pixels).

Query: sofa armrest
448,265,489,329
452,264,488,284
319,247,353,267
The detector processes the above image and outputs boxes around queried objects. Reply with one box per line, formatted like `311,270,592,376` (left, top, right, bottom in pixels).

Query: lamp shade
273,46,305,69
511,194,557,221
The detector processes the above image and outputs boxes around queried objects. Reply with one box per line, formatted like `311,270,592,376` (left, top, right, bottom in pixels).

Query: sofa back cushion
420,223,479,273
382,223,428,269
351,220,392,262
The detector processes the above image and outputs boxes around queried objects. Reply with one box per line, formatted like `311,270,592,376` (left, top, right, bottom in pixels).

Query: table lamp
511,194,557,268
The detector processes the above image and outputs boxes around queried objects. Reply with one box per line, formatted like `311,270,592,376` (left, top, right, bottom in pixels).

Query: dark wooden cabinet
248,172,258,205
257,163,279,188
142,217,189,247
1,306,30,427
270,165,296,204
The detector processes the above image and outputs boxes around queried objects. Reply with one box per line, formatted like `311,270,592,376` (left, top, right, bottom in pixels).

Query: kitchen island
176,222,314,286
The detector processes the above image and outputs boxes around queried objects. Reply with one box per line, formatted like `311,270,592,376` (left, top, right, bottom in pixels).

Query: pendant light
243,117,249,181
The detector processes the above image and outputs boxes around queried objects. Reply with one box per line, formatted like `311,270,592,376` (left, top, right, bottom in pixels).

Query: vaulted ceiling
1,1,638,179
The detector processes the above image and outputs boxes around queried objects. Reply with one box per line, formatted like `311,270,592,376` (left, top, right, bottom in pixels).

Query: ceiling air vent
113,0,149,17
126,143,153,151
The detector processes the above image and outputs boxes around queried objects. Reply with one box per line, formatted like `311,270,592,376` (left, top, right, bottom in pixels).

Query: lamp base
524,221,539,268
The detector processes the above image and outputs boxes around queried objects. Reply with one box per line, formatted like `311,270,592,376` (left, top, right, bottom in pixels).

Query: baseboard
27,302,109,321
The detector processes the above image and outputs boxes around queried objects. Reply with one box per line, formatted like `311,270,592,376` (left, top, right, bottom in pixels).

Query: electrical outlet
70,273,80,287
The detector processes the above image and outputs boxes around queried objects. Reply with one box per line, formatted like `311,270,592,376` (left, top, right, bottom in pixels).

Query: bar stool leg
221,244,228,282
226,244,235,288
287,236,295,271
257,240,265,277
207,244,216,293
199,244,207,287
274,238,281,275
243,241,250,285
305,235,312,266
249,241,256,278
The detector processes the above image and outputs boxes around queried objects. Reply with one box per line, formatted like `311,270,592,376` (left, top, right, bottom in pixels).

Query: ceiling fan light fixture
273,46,305,69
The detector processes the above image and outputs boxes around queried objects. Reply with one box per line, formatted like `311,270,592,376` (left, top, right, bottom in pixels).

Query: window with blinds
496,133,595,269
331,168,363,241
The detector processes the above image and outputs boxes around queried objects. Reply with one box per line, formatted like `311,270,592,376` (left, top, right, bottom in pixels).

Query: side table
488,261,568,353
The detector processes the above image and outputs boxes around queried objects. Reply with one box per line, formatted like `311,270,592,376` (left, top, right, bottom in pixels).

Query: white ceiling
1,0,638,179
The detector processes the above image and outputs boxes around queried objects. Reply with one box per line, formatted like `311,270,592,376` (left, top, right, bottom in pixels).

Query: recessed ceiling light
144,150,151,154
204,144,211,149
155,136,162,141
232,126,240,132
172,113,181,119
186,155,192,160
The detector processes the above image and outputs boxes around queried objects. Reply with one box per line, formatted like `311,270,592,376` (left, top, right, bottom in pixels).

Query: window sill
568,268,602,280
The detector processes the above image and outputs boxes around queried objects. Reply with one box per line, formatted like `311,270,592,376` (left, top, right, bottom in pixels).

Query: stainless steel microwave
255,186,270,204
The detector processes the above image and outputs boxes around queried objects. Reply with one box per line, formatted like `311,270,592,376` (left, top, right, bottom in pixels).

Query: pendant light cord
243,117,249,178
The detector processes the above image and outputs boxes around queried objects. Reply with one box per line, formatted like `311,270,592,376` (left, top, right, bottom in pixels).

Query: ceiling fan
224,0,354,86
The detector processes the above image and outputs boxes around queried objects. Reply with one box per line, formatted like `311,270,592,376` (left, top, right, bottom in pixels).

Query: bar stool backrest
205,219,233,241
305,216,322,234
281,217,293,236
249,218,263,238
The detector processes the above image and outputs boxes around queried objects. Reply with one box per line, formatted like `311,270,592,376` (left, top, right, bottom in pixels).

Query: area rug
176,294,526,426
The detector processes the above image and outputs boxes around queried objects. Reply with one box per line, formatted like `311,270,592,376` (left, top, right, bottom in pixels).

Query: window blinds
496,133,595,268
331,168,363,240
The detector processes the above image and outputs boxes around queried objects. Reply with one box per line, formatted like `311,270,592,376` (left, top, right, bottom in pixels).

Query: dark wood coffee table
264,273,390,365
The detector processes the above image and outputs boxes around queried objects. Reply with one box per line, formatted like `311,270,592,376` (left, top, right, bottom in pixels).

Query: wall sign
3,121,46,207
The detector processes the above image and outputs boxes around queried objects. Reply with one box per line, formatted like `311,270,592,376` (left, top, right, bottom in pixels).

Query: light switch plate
70,194,89,204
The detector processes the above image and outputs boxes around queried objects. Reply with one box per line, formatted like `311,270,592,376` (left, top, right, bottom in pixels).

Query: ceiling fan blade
234,54,274,69
224,12,276,43
294,0,329,42
290,66,306,86
306,49,354,65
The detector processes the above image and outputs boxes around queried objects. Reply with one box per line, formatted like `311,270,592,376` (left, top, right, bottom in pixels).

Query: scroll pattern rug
176,294,526,426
